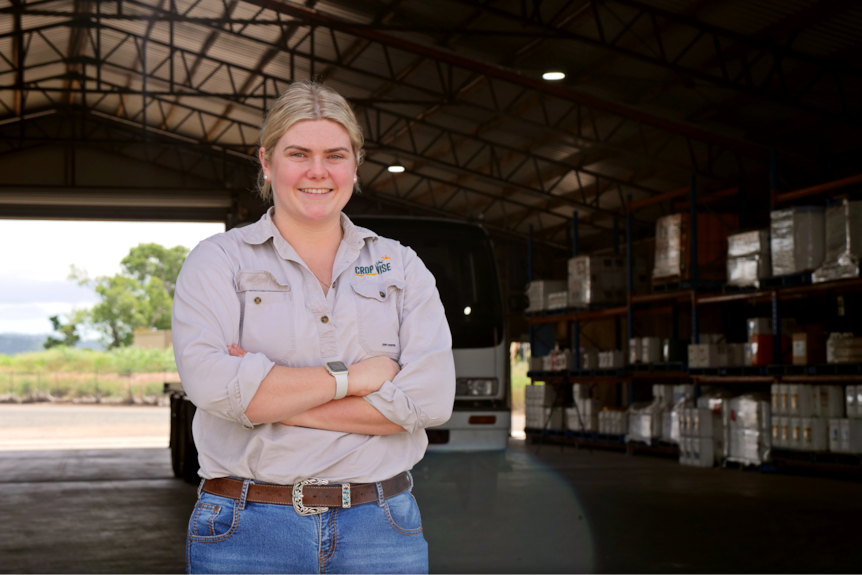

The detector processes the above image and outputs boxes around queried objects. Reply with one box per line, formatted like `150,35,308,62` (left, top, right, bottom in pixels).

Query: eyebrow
282,145,351,154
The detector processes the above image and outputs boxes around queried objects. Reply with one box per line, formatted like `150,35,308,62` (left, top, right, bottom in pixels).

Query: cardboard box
770,206,826,276
749,334,791,365
525,280,567,312
567,255,625,307
652,213,738,282
792,328,826,365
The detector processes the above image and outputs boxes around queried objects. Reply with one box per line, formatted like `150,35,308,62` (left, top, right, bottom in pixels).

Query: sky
0,220,225,335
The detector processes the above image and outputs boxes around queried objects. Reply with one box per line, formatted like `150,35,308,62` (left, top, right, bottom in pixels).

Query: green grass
0,346,177,373
0,346,177,400
511,359,530,412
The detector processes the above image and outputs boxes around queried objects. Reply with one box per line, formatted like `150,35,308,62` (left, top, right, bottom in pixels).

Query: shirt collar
241,208,378,259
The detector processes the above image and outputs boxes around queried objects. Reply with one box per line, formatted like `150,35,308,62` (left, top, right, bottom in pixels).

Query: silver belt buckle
292,478,352,516
292,478,329,516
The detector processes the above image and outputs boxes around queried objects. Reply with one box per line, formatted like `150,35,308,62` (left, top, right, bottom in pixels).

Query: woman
172,80,456,574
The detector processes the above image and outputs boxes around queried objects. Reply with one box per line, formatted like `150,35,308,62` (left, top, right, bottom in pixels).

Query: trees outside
43,309,88,349
63,243,190,349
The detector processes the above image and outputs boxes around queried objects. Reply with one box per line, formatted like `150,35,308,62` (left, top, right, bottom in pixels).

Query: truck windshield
350,217,503,349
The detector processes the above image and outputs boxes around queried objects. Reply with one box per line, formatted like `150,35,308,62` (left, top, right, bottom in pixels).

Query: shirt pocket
236,270,296,364
351,278,404,359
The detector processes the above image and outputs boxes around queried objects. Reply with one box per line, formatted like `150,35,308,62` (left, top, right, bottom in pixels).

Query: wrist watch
325,361,349,400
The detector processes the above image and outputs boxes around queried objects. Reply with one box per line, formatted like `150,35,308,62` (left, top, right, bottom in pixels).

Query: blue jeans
186,473,428,574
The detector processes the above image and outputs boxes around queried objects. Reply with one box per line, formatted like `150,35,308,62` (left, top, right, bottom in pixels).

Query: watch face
327,361,348,373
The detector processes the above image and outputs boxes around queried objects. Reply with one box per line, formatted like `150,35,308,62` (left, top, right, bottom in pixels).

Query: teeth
301,188,332,194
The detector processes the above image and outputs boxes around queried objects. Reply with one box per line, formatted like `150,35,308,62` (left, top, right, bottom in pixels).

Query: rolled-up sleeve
172,240,275,429
363,247,456,433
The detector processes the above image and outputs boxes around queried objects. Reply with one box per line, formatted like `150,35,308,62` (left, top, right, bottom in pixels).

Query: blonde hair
257,81,364,201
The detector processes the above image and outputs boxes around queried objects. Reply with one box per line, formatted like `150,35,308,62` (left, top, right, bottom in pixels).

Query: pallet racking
524,171,862,470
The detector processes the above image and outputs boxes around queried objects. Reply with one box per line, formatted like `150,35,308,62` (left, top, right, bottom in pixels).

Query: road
0,404,169,450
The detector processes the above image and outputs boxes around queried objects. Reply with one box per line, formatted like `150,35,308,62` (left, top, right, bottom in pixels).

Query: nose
306,156,328,179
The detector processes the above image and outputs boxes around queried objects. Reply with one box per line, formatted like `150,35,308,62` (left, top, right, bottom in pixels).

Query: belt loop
375,481,386,507
239,479,251,510
406,470,414,492
197,478,206,499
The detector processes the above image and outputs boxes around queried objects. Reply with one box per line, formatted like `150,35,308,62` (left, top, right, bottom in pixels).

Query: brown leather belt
201,472,411,513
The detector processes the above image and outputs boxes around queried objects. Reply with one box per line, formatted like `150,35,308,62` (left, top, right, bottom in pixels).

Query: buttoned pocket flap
235,270,290,292
351,278,405,302
235,270,295,363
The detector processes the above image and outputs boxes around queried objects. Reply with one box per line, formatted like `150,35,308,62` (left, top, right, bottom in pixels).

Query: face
260,119,357,226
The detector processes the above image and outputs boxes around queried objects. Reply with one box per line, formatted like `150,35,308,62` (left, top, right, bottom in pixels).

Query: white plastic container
772,415,784,447
828,418,843,452
641,337,662,364
779,416,790,448
801,417,828,452
846,385,858,418
691,408,714,438
789,417,803,450
789,384,815,417
691,437,715,468
628,338,643,364
565,408,598,432
771,383,782,415
840,419,862,453
816,386,845,418
778,385,790,415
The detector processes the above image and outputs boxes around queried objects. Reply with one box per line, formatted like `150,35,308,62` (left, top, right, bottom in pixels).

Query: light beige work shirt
172,208,455,485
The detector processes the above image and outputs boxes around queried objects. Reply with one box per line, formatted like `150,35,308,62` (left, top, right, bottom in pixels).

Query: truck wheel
169,395,184,479
182,399,200,484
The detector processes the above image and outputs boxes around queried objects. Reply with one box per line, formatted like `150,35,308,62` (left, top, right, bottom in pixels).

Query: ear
259,147,268,175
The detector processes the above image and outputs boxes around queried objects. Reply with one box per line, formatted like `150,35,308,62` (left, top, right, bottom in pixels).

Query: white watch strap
333,372,348,400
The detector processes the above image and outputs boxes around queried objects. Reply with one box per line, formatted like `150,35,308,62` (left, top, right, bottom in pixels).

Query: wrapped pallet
812,199,862,283
726,229,771,287
567,255,625,307
525,280,566,312
770,206,825,276
652,213,737,282
723,395,771,465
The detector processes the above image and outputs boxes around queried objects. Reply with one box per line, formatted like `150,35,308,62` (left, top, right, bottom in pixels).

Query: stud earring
264,175,268,180
353,177,357,183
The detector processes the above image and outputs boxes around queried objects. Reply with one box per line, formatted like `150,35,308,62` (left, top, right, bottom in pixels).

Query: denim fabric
186,476,428,574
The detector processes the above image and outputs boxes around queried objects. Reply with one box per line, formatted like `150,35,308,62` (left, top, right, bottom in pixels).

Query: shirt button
331,282,336,288
321,316,329,324
254,297,261,304
379,291,385,298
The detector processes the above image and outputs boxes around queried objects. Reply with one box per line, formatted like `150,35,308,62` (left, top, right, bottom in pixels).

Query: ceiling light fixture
542,71,565,81
387,164,406,173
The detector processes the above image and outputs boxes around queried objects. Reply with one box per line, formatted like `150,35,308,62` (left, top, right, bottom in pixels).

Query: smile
299,188,333,195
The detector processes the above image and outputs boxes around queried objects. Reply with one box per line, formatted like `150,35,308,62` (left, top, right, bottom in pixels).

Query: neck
271,208,344,255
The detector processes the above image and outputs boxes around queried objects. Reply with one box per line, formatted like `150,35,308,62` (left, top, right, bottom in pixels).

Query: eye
329,154,345,160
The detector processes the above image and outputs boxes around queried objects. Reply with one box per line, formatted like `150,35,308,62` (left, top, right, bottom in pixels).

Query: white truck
166,216,510,504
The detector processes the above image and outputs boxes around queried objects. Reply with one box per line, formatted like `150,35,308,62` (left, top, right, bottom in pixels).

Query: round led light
464,306,472,316
542,71,565,81
387,165,406,173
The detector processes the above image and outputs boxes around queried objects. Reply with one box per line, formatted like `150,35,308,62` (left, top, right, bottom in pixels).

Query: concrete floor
1,408,860,573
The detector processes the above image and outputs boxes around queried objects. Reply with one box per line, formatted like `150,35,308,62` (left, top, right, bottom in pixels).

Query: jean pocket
188,494,240,543
383,492,423,536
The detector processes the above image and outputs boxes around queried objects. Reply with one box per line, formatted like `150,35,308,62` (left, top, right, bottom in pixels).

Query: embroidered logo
355,255,393,277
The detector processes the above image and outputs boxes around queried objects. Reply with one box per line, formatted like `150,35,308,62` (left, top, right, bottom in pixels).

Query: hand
347,356,401,397
228,343,247,358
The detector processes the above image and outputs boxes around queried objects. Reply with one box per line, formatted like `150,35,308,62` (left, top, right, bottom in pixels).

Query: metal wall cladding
812,199,862,283
770,206,826,276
